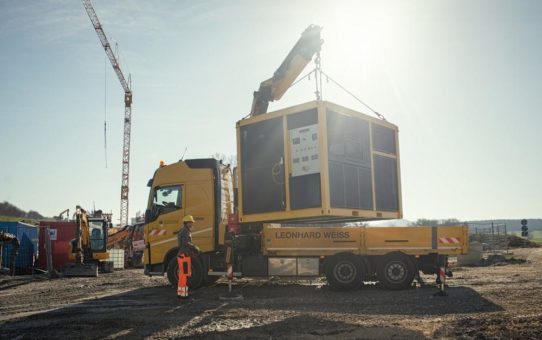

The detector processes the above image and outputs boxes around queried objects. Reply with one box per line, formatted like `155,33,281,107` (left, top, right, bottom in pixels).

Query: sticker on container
49,229,57,241
289,124,320,177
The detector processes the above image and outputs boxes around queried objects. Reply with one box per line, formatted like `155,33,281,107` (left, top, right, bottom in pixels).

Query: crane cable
319,69,386,121
288,57,387,121
242,56,387,121
104,53,108,168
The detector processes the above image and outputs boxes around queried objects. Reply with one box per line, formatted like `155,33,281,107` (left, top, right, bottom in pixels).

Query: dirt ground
1,248,542,339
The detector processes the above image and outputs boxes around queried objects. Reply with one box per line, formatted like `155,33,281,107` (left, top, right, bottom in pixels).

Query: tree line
0,201,44,219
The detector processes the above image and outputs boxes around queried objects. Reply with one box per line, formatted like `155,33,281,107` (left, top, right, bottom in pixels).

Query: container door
240,117,286,214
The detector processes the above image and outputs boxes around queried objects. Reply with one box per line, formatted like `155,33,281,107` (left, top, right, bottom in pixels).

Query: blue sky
0,0,540,223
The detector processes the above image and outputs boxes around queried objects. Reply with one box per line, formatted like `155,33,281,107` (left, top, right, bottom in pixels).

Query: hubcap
386,262,406,282
334,261,356,283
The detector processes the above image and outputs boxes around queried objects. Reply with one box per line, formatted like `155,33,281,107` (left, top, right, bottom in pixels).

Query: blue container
0,221,39,273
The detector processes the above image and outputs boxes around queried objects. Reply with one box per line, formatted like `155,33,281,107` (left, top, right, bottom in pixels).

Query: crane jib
82,0,133,227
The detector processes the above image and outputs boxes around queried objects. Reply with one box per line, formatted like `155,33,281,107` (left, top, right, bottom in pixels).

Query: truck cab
144,159,234,287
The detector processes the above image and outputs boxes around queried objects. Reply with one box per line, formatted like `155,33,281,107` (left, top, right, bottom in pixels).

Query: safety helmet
183,215,195,223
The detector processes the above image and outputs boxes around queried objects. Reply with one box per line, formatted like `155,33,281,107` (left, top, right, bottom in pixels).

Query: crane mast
82,0,132,227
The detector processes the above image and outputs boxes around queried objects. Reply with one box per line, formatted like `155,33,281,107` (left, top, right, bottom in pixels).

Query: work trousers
177,253,192,298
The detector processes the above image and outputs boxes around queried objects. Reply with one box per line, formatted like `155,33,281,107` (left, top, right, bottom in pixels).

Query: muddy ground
1,248,542,339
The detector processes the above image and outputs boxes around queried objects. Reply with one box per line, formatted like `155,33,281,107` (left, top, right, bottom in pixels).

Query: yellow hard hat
183,215,195,223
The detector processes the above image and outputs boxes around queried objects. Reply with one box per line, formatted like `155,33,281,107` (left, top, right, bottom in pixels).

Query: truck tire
325,253,364,291
166,255,204,289
377,253,416,290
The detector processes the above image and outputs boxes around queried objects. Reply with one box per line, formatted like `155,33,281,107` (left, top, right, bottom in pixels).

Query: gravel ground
1,248,542,339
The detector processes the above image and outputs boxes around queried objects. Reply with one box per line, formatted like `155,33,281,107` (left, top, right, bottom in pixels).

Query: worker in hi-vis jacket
176,215,199,299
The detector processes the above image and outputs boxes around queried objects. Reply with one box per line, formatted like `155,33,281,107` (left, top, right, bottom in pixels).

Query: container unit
37,220,76,271
0,221,39,273
237,100,402,224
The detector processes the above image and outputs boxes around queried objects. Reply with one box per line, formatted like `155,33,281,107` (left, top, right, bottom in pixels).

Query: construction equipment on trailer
82,0,133,227
63,206,113,277
143,26,468,291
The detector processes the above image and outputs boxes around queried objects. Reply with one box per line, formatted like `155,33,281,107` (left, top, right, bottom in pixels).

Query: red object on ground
37,221,76,271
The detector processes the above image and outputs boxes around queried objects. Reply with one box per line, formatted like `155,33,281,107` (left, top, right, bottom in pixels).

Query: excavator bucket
61,262,98,277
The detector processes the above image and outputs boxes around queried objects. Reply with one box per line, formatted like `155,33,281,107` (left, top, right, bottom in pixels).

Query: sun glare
322,2,402,69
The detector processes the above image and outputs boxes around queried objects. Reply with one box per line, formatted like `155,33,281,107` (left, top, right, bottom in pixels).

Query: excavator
62,206,113,277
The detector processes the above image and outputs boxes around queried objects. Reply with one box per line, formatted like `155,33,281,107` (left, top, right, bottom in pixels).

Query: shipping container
237,101,402,224
37,220,76,271
0,221,39,273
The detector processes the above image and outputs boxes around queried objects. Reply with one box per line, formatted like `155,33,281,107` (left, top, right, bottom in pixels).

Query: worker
176,215,200,299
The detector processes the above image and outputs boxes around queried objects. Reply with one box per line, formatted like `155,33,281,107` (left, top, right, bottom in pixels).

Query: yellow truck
143,25,468,291
142,155,467,291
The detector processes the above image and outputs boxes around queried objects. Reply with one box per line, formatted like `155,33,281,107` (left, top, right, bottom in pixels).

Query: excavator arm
107,225,131,248
250,25,323,116
73,206,91,263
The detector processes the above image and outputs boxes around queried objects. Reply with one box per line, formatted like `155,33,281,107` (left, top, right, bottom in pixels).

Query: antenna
180,147,188,161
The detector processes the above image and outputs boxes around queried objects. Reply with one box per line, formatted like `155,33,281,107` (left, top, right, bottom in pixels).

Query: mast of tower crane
82,0,132,227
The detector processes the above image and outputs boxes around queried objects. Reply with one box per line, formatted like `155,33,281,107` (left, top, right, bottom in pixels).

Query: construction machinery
107,222,145,267
82,0,133,227
143,26,468,291
250,24,322,116
54,208,70,220
63,206,113,277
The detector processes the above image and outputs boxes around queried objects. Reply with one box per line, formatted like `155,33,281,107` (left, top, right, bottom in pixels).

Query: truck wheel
325,254,363,291
377,253,415,290
166,256,204,289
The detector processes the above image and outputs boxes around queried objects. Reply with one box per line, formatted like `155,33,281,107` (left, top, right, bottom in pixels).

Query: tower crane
82,0,132,227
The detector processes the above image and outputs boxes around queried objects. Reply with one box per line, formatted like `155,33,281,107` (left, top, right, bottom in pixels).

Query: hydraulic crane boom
82,0,133,227
250,25,323,116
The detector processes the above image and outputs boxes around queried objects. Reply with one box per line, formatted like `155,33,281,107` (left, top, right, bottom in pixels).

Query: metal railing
468,222,509,253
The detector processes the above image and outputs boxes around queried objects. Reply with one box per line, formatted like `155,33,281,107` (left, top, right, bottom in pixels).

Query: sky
0,0,541,223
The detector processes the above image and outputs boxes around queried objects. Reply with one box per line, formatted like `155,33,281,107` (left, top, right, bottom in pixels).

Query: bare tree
210,153,237,166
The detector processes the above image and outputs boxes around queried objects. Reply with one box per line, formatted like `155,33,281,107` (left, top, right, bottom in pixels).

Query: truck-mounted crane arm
250,25,323,116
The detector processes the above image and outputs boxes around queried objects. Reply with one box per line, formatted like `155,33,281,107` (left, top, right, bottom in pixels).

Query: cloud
0,2,90,44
